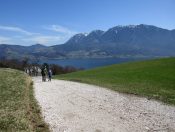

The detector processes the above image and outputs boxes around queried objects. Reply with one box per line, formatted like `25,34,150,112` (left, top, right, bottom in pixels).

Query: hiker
32,66,35,76
35,66,38,76
41,68,45,82
48,69,52,81
26,68,29,75
44,67,47,81
29,68,32,76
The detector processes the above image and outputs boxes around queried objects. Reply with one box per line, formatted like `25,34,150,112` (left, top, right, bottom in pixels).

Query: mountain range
0,24,175,60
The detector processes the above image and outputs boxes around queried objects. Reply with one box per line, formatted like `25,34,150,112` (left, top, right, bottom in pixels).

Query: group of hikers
24,66,40,76
25,64,52,82
41,66,52,82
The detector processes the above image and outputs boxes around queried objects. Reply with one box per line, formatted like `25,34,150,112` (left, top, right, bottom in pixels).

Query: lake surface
40,57,149,69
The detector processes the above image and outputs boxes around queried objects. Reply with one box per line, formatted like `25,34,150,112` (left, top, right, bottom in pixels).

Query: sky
0,0,174,46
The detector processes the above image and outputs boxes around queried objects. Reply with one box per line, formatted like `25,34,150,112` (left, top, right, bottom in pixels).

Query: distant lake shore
40,57,154,69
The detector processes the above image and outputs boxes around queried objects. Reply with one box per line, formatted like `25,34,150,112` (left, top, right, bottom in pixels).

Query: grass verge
0,68,49,131
54,57,175,105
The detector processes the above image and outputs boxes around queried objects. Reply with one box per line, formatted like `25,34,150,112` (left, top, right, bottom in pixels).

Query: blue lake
40,57,149,69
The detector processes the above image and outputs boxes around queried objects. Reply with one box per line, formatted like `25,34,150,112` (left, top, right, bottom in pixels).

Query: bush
0,59,83,75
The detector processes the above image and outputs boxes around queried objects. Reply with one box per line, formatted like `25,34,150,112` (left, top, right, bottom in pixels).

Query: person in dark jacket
41,68,45,82
48,69,52,81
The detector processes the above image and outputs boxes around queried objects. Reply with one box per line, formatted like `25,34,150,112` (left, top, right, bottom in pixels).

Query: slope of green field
0,68,49,131
55,57,175,105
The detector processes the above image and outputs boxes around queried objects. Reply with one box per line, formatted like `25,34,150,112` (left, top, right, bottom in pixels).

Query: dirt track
33,77,175,132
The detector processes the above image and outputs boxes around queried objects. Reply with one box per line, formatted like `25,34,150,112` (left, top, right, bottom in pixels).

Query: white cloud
44,25,77,35
0,25,76,45
39,24,78,45
22,35,68,45
0,25,39,35
0,36,12,44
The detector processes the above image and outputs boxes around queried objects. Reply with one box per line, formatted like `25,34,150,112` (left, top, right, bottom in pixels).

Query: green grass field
0,68,49,131
54,57,175,105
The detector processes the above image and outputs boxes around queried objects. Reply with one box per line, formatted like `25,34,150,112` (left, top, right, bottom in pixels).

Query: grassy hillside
55,57,175,105
0,68,49,131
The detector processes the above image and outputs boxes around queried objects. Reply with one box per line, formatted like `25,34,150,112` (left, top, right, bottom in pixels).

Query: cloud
0,25,76,45
22,35,67,45
43,25,77,35
0,25,39,35
0,36,12,44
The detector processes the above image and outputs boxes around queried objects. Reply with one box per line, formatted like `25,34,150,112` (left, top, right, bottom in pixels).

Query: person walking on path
41,68,45,82
43,67,47,82
48,69,52,81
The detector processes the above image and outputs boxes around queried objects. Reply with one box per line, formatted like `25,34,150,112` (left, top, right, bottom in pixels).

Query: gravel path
33,77,175,132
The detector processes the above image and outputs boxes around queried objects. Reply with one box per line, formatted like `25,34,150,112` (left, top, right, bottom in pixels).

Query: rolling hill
54,57,175,105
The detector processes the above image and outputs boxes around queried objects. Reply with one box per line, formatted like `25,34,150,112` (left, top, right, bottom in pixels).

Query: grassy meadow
54,57,175,105
0,68,49,131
